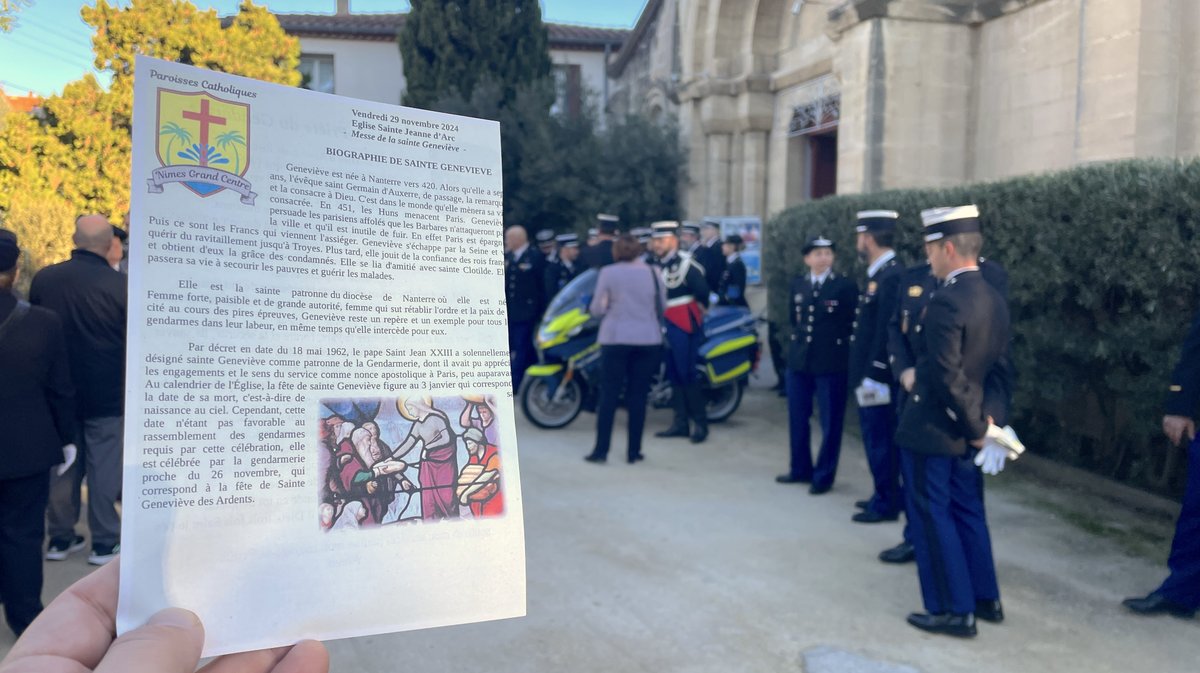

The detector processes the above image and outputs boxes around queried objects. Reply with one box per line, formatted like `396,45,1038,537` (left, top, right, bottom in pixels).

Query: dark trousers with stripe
1157,433,1200,609
785,370,848,489
0,472,50,635
858,399,902,516
901,447,999,615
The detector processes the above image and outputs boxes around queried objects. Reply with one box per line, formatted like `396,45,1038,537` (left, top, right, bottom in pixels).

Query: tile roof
0,91,43,114
272,12,628,48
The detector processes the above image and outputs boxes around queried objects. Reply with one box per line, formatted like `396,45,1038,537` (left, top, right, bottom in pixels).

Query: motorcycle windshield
538,268,599,344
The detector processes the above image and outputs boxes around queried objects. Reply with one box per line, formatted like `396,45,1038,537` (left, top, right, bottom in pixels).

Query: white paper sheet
120,56,525,657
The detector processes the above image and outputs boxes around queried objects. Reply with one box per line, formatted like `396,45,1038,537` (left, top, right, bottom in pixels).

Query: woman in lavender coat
584,235,667,464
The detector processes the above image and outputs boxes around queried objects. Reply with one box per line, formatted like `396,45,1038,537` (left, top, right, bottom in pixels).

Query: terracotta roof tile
271,12,628,47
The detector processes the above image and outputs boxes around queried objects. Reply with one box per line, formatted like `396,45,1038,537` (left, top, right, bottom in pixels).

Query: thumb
94,607,205,673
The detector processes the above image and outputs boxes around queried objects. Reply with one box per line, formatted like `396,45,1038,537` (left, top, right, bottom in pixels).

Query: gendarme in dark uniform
504,227,547,391
893,205,1009,638
651,221,711,443
1123,303,1200,618
880,256,1011,565
580,214,619,269
543,233,584,301
849,210,906,523
777,236,858,494
696,219,726,296
716,234,748,308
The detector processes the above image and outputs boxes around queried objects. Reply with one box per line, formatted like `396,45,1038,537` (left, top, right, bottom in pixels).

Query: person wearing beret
777,236,858,494
893,205,1009,638
716,234,748,308
849,211,906,524
1123,304,1200,618
0,228,78,635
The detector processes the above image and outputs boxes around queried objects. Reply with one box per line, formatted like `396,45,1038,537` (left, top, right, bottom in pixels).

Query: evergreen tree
400,0,551,109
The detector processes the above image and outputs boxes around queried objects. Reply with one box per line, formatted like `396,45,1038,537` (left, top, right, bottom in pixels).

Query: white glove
973,440,1008,475
57,443,77,477
985,424,1026,460
709,292,720,305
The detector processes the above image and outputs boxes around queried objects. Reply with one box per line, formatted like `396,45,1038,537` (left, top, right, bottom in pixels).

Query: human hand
373,459,407,476
1163,415,1196,447
0,559,329,673
900,368,915,392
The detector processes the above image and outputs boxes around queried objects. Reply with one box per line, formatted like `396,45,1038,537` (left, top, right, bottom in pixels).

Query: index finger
5,559,122,669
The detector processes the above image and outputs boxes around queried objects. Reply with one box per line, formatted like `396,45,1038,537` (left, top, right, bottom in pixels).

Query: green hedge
764,159,1200,499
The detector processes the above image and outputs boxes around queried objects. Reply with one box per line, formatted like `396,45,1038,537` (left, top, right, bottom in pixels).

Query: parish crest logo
147,88,256,204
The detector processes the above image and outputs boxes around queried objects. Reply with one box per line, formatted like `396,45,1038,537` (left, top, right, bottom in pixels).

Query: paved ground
3,381,1197,672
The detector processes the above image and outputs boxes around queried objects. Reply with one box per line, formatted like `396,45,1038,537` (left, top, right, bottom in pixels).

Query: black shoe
1122,592,1196,618
808,483,832,495
879,542,915,564
655,425,690,438
689,426,708,444
855,499,872,510
584,453,606,464
975,600,1004,623
852,509,900,524
906,612,977,638
776,474,811,484
627,453,644,464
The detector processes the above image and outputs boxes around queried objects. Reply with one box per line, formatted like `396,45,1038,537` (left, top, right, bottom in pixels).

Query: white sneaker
46,535,86,561
88,543,120,566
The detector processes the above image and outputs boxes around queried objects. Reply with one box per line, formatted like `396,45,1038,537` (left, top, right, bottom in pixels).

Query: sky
0,0,648,97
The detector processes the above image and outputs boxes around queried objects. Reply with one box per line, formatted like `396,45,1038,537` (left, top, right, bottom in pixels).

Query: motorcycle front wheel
705,382,743,423
520,376,584,429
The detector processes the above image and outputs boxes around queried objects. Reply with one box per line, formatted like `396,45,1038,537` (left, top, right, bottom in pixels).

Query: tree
0,0,31,32
0,0,299,272
400,0,551,110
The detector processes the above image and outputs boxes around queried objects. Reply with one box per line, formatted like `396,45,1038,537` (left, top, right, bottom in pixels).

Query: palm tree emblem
159,122,192,162
215,130,247,174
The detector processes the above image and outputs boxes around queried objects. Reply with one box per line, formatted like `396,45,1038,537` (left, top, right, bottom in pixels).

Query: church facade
607,0,1200,221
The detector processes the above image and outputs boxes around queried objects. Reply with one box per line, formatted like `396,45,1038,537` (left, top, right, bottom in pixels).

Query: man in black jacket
893,206,1009,638
777,237,858,494
0,229,77,634
1123,305,1200,618
504,225,547,391
849,211,906,523
29,214,127,566
579,214,619,269
696,219,726,297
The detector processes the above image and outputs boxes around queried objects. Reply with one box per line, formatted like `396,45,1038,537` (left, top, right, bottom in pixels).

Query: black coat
0,293,76,480
29,250,127,418
504,246,547,324
579,239,614,270
889,261,1014,425
717,256,748,307
1166,304,1200,418
850,255,904,384
895,270,1010,456
543,258,582,304
695,239,726,294
787,272,858,375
